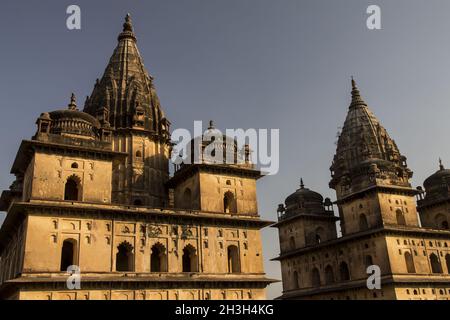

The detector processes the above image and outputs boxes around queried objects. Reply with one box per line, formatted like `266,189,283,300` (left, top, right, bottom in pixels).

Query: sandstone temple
0,15,274,300
273,78,450,300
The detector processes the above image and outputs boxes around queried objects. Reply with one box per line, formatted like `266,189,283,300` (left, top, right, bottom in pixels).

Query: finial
439,158,445,170
118,13,136,41
123,13,133,32
208,120,215,130
349,76,366,108
68,93,77,110
300,178,304,189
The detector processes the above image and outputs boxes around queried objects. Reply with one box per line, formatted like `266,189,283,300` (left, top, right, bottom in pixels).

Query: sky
1,0,450,299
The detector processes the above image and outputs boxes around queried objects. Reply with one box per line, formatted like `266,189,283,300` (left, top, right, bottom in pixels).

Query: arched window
60,238,77,271
430,253,443,273
364,255,374,269
396,209,406,226
293,271,299,289
227,245,240,273
315,227,324,244
182,188,192,209
135,150,142,158
359,214,369,231
223,191,237,213
116,241,134,272
446,254,450,274
311,268,321,287
289,236,296,250
315,234,321,244
71,162,78,169
64,175,80,201
151,243,168,272
404,252,415,273
182,245,198,272
339,261,350,281
325,265,334,285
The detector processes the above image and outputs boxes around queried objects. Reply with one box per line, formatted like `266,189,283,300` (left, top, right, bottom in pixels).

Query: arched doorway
60,239,77,271
116,241,134,272
325,265,334,285
339,261,350,281
430,253,443,273
315,227,324,244
151,243,168,272
446,254,450,274
289,236,296,250
396,209,406,226
223,191,237,213
359,214,369,231
293,271,299,289
182,188,192,209
64,175,80,201
364,255,374,269
311,268,321,287
182,245,198,272
404,252,416,273
227,245,240,273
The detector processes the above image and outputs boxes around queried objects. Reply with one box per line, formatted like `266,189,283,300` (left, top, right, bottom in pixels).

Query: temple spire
350,77,367,108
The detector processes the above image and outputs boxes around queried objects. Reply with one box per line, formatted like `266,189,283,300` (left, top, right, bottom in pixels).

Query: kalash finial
349,76,367,108
300,178,305,189
68,93,77,110
208,120,215,130
439,158,445,170
118,13,136,41
351,76,356,90
123,13,133,32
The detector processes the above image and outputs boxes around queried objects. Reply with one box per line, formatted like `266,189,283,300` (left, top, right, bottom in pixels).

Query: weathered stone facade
0,15,274,300
273,79,450,300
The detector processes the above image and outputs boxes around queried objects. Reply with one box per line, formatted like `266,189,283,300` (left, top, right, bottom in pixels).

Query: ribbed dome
184,121,250,166
423,160,450,200
48,94,100,139
284,179,325,214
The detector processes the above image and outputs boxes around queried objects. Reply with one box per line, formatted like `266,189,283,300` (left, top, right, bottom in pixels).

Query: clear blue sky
2,0,450,299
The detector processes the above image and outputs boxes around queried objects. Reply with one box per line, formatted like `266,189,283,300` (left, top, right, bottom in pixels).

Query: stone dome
284,179,325,214
182,121,250,166
47,94,100,139
423,160,450,201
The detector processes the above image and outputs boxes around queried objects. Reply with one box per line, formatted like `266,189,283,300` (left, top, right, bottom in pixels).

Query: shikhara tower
0,15,274,300
274,79,450,300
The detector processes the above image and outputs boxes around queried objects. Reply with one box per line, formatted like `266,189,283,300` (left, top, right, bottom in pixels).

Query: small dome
284,179,325,214
44,94,101,139
49,109,100,126
423,160,450,200
183,120,248,166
